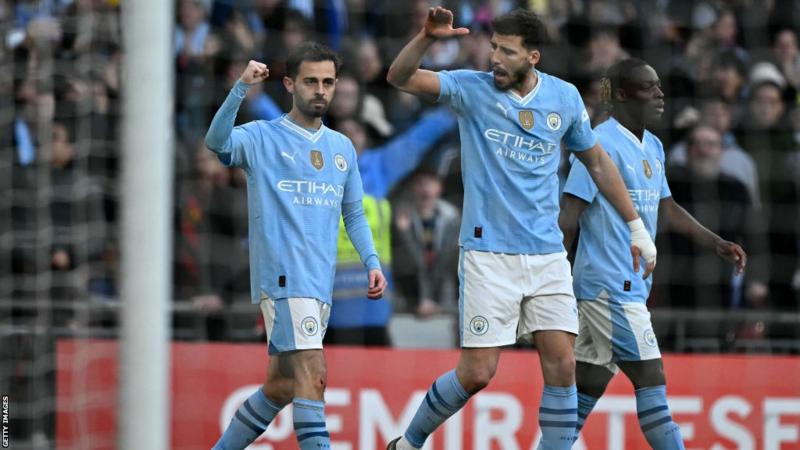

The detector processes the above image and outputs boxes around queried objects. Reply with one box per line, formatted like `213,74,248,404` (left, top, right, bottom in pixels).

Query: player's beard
297,96,329,118
493,64,531,92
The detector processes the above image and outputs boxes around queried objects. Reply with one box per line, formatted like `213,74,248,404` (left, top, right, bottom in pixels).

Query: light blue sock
213,389,282,450
538,384,577,450
574,392,598,441
293,398,330,450
404,369,471,448
636,386,685,450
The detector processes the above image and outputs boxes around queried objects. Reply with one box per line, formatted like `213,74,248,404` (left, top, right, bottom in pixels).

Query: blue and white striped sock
403,369,471,449
213,389,282,450
293,398,330,450
636,385,685,450
574,392,599,439
538,384,577,450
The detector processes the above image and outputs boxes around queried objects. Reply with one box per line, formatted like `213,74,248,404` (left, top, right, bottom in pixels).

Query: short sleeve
563,85,597,152
563,155,599,203
660,161,672,199
656,140,671,199
343,141,365,204
437,70,469,111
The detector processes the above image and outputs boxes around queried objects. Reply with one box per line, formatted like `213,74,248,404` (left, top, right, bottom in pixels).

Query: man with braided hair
559,58,747,449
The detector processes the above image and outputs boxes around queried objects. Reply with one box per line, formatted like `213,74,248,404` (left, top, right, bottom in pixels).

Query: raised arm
574,143,657,278
204,60,269,167
386,6,469,102
660,197,746,273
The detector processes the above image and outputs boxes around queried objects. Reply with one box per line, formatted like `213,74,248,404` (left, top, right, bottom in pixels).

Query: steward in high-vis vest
326,108,457,345
327,195,393,345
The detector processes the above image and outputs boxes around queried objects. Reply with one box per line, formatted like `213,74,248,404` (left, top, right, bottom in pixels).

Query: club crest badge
469,316,489,335
643,328,657,347
334,153,347,172
546,112,562,130
301,316,319,336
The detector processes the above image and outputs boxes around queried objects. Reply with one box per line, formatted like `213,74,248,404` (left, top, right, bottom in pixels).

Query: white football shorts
260,295,330,355
574,291,661,373
459,249,579,347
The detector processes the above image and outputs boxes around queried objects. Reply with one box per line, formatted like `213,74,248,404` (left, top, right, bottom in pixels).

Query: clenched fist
240,60,269,85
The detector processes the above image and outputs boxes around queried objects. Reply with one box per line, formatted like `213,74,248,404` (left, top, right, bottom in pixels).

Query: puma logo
281,150,298,164
496,102,509,118
625,163,636,173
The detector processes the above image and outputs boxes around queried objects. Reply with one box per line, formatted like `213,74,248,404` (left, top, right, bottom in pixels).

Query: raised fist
240,60,269,85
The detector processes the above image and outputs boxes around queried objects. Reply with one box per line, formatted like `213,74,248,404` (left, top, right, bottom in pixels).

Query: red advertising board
56,340,800,450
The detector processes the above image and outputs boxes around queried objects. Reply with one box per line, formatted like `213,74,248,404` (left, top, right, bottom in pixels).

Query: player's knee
317,367,328,390
634,365,665,388
623,359,666,389
460,363,497,393
292,351,327,387
305,362,328,390
540,352,576,386
262,382,293,406
547,352,576,377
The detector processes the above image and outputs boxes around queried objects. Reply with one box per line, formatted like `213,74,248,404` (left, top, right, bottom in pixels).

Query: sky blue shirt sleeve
360,108,456,198
437,70,468,111
563,85,596,152
343,141,365,204
341,200,381,270
204,80,260,169
563,156,598,203
658,145,672,199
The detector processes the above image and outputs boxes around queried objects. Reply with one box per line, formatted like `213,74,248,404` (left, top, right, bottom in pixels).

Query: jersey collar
279,114,326,143
505,69,542,106
613,117,646,151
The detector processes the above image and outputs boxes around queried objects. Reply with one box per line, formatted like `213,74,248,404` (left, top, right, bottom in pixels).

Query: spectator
737,80,798,311
658,125,768,345
668,98,761,205
175,0,221,139
173,140,235,340
392,168,460,319
769,28,800,90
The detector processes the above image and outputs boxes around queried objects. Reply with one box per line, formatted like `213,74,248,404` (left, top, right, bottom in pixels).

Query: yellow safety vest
336,195,392,266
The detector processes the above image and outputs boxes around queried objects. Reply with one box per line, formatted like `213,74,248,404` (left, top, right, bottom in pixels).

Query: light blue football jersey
206,82,376,305
563,117,671,303
437,69,596,254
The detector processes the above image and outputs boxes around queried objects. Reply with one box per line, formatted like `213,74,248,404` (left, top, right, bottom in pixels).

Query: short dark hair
601,57,650,107
285,42,342,79
490,9,546,49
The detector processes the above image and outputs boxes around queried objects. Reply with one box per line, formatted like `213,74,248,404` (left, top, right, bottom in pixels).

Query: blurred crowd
2,0,800,351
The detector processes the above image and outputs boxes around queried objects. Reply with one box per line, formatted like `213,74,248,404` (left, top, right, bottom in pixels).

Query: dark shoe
386,436,401,450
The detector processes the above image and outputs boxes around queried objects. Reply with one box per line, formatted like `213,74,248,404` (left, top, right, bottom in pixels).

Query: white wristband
628,217,657,264
627,217,645,233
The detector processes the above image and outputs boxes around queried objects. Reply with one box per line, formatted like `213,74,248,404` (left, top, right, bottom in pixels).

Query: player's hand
423,7,470,39
628,218,656,279
716,239,747,274
367,269,387,300
240,60,269,85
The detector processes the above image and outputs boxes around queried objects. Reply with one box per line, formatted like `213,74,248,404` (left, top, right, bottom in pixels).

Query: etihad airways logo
484,128,557,166
628,188,660,213
277,179,344,207
484,129,558,154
